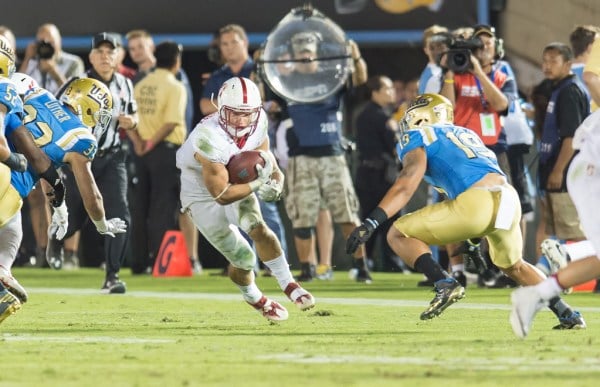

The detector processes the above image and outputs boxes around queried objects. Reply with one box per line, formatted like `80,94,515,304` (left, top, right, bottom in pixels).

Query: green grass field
2,268,600,387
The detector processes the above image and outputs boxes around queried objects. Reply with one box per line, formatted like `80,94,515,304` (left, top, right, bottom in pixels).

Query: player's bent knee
293,227,313,239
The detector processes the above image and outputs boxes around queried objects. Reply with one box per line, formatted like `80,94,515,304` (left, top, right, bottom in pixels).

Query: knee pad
293,227,314,239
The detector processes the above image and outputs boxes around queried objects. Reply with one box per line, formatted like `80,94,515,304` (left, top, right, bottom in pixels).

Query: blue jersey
397,124,504,199
0,78,24,138
10,88,97,198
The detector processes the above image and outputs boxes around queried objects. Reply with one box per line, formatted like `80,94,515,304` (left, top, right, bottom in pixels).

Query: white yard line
1,334,175,344
27,287,600,312
257,353,600,371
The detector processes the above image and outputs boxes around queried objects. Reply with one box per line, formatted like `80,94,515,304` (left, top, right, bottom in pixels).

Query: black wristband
367,207,388,227
40,165,61,188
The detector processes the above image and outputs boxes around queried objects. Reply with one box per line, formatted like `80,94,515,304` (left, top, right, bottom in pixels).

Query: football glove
2,152,28,172
48,201,69,241
257,178,283,202
93,217,127,238
346,218,378,254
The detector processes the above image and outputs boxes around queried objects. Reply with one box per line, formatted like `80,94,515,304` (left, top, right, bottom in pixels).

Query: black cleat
552,311,586,330
101,277,127,294
356,268,372,284
420,278,465,320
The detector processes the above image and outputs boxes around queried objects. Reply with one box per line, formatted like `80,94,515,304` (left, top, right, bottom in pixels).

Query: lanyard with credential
474,71,495,112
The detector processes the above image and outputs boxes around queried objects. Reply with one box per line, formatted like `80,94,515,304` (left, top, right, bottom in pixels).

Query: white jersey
177,110,268,207
573,109,600,163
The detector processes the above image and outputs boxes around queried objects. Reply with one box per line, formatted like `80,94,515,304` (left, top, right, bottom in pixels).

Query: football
226,150,266,184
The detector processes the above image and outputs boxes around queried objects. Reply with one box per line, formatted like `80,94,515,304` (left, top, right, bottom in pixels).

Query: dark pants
130,142,180,273
63,148,130,278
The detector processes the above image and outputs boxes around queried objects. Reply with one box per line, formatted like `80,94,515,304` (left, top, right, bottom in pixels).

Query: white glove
250,150,274,191
93,217,127,238
257,178,283,202
48,201,69,240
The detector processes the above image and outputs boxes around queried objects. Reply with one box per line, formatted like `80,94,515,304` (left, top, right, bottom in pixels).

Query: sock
536,276,563,301
536,256,551,276
414,253,449,282
548,296,572,318
263,255,295,290
237,282,263,304
354,257,368,270
451,264,465,273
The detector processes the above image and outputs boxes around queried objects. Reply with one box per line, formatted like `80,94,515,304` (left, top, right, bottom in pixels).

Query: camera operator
439,25,515,165
19,23,84,95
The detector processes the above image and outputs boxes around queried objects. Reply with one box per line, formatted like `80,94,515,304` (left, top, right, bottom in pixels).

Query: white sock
237,282,263,304
565,240,597,261
536,276,563,301
263,255,294,290
451,264,465,273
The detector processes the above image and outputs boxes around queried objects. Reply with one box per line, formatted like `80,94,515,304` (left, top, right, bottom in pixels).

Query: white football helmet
10,72,40,96
217,77,262,143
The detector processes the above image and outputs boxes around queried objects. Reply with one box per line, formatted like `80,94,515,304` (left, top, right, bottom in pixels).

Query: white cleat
510,286,547,339
284,282,316,311
248,296,288,322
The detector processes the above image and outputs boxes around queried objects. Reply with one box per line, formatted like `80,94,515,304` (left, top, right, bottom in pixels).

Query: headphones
473,24,505,60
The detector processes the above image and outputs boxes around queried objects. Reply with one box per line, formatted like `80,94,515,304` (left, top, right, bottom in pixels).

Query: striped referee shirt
57,69,137,152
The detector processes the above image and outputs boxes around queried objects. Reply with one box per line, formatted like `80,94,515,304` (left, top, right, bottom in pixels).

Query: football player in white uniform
511,109,600,338
176,77,315,321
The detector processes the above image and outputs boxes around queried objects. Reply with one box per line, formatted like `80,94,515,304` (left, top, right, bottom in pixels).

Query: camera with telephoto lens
36,40,55,60
444,37,483,73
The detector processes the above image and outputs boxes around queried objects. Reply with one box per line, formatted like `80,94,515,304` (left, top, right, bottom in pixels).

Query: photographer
19,23,84,95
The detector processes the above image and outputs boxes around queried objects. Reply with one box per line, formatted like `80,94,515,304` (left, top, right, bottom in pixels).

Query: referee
50,32,138,293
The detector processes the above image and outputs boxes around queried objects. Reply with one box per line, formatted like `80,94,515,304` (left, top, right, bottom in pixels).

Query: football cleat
552,311,586,330
248,296,288,321
284,282,316,311
356,268,373,284
0,285,21,323
101,277,127,294
315,264,333,280
0,266,28,303
510,286,547,338
420,278,465,320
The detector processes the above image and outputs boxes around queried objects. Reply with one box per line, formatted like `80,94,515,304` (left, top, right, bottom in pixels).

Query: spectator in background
126,29,199,273
536,42,589,273
50,33,138,293
569,25,600,107
199,24,253,116
583,29,600,109
281,31,371,282
109,32,136,80
18,23,85,268
130,41,187,274
418,25,449,94
19,24,84,94
354,75,399,271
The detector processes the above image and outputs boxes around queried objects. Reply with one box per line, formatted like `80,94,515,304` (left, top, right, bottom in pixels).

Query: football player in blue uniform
347,94,585,330
0,36,40,322
11,76,127,268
